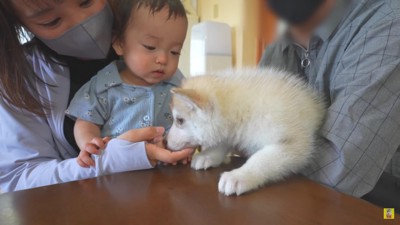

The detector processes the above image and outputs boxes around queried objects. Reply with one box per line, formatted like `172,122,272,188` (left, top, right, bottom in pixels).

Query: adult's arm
0,100,153,193
260,19,400,197
306,18,400,197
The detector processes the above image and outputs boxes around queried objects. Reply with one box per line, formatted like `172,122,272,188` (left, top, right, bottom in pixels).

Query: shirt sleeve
0,99,153,193
302,18,400,197
66,77,107,125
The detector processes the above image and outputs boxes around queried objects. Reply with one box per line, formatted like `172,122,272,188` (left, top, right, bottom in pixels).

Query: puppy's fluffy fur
167,68,325,196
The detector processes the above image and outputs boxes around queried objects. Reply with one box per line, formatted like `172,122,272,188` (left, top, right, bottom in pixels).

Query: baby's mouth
152,70,165,77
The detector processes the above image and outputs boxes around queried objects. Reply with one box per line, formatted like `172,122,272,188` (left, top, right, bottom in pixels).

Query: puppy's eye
176,118,185,125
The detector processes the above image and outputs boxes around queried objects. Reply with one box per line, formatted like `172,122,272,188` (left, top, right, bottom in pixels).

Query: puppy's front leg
219,143,304,196
191,144,230,170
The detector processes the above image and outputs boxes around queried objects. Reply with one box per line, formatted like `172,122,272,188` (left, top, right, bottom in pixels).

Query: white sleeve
0,100,153,193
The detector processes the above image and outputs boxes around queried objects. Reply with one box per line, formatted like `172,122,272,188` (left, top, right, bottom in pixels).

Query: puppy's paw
191,154,222,170
218,169,262,196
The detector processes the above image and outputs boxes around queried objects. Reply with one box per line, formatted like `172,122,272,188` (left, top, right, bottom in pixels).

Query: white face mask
37,3,113,59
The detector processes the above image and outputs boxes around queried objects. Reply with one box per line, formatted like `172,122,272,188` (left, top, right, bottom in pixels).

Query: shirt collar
280,35,293,52
280,0,351,52
95,60,183,93
95,60,124,94
164,70,184,87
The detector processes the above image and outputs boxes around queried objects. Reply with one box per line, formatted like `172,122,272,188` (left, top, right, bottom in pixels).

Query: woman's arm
0,99,102,192
0,99,149,192
0,99,193,193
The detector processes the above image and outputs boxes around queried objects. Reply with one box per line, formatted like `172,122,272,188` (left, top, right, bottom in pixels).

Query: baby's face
113,6,188,86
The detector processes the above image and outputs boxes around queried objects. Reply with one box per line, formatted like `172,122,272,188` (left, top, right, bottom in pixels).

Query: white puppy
167,68,325,196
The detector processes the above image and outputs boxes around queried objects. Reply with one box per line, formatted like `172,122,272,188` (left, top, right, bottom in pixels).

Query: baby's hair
111,0,187,42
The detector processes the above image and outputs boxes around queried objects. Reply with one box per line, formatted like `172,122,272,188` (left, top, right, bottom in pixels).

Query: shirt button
143,115,150,121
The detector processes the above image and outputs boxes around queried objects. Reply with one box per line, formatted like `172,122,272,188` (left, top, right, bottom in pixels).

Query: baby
66,0,188,167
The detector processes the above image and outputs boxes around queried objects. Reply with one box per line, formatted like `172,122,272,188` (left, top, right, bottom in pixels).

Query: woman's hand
118,127,194,167
152,139,193,166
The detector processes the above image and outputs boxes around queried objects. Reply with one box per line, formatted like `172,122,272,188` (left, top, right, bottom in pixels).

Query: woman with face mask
0,0,193,193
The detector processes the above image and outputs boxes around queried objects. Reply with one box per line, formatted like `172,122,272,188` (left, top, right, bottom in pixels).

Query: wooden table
0,157,397,225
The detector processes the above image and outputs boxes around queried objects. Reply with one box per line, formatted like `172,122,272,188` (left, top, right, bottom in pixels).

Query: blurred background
180,0,278,76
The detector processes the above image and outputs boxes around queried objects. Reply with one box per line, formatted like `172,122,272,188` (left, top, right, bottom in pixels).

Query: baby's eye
171,51,181,56
79,0,93,7
40,18,61,27
176,117,185,125
143,45,156,51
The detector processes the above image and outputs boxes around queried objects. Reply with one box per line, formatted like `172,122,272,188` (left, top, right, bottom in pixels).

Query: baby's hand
77,137,111,168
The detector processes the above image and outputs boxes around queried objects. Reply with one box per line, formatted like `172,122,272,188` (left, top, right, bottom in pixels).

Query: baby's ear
112,38,124,56
171,88,209,110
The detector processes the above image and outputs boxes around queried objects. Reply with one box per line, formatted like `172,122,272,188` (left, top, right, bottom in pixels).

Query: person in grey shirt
260,0,400,202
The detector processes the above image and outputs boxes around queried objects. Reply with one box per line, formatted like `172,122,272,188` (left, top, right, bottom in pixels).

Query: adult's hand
118,127,194,166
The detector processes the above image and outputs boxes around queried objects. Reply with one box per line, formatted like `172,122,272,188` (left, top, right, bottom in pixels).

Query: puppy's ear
171,88,209,110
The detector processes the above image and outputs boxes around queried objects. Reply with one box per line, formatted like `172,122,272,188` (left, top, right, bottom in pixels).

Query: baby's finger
152,136,164,144
81,154,95,167
91,137,106,149
79,151,95,167
181,158,188,165
77,158,90,168
119,127,164,142
102,136,111,144
85,143,101,155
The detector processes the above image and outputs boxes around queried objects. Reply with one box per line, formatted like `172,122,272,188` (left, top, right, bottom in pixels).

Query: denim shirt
66,60,181,138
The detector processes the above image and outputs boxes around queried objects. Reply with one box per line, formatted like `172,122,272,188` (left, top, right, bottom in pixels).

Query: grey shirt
260,0,400,197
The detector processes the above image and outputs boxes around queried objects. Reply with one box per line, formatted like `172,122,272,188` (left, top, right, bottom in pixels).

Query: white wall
191,0,197,10
178,0,199,76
